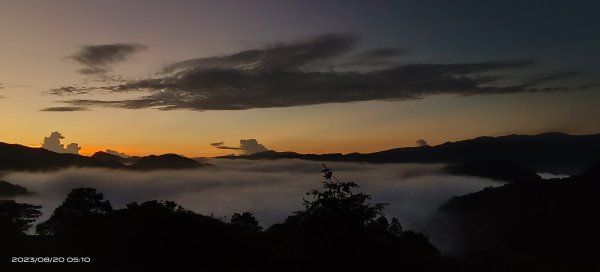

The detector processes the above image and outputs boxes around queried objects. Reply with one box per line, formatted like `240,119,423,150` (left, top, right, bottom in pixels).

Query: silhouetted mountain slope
191,157,210,163
91,151,138,165
128,154,210,170
438,163,600,271
220,132,600,174
576,162,600,180
0,143,124,171
0,181,33,198
0,143,210,172
443,161,542,183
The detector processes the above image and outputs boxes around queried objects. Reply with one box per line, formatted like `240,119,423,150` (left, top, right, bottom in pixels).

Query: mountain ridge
2,132,598,173
218,132,600,174
0,143,208,172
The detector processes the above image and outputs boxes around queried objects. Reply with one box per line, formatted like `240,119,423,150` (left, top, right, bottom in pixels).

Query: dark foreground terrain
1,162,599,271
438,163,600,272
1,179,450,271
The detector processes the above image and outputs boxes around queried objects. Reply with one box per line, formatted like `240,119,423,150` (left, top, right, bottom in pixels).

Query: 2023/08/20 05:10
11,256,91,263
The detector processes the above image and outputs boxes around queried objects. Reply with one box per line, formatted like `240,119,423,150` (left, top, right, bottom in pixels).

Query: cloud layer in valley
48,34,582,111
6,159,501,254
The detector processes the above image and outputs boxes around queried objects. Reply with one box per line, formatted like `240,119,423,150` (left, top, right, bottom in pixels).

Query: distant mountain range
91,151,140,165
2,132,598,173
0,142,123,171
219,132,600,174
128,154,212,170
0,143,208,172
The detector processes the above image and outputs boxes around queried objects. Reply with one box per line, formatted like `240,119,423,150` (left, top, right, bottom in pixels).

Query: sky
1,0,599,157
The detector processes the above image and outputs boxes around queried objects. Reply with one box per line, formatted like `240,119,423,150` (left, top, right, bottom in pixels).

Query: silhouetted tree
265,168,443,271
36,187,112,236
124,200,188,215
0,200,41,235
231,212,263,232
292,180,387,233
108,200,242,271
389,217,403,235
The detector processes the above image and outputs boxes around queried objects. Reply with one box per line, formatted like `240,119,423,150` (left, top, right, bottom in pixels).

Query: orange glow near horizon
5,91,600,159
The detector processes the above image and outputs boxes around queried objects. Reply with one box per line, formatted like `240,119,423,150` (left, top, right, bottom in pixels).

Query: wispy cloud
69,43,146,75
50,34,582,111
40,106,89,112
211,139,269,155
48,86,92,96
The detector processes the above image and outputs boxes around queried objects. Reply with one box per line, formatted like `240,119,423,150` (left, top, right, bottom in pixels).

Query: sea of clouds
5,159,502,254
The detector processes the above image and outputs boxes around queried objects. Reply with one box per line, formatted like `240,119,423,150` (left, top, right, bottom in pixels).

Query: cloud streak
213,143,243,150
48,86,92,96
211,139,269,155
69,43,146,75
40,106,89,112
50,34,580,111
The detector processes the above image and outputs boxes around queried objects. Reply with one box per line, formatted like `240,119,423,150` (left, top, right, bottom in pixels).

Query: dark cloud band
50,34,580,111
211,140,268,155
69,43,146,75
40,106,89,112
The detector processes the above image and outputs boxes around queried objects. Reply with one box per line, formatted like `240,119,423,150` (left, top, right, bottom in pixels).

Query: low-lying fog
5,159,502,254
